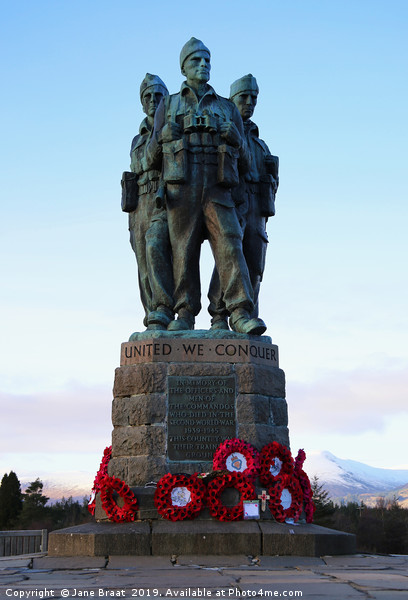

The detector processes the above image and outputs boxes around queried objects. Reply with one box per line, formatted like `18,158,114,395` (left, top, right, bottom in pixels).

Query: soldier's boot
147,306,174,330
167,308,195,331
230,308,266,336
210,314,229,330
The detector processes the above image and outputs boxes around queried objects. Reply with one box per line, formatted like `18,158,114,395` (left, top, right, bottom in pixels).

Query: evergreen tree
310,475,335,527
382,501,408,554
0,471,23,529
49,496,92,529
19,478,49,528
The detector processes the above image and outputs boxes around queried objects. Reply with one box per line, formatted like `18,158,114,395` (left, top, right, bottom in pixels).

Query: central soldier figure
147,38,267,335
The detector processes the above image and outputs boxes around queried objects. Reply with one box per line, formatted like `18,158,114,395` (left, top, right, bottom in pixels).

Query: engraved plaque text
167,375,236,461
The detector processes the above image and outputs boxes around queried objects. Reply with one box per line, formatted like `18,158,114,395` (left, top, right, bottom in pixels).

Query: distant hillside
305,450,408,507
21,471,93,504
357,482,408,508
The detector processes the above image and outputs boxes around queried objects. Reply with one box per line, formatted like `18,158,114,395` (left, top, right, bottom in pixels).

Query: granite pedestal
108,331,288,489
97,331,290,521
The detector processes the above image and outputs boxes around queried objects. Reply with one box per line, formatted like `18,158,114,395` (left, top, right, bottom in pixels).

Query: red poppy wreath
154,473,206,521
88,445,112,515
268,474,303,523
213,438,260,480
100,476,139,522
295,469,315,523
294,449,315,523
207,472,256,521
259,442,294,487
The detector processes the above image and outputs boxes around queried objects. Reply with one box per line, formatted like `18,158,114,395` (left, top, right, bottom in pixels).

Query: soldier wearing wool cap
123,73,174,331
229,73,259,101
179,37,211,69
208,74,279,328
146,38,267,335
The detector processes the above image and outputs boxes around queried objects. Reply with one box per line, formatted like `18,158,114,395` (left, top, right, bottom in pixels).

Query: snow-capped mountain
304,450,408,505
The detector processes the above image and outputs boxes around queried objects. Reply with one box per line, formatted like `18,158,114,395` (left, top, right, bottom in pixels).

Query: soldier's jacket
130,117,161,195
236,119,279,218
146,83,250,207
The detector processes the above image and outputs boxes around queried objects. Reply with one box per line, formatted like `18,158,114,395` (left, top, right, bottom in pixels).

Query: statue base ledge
129,329,272,343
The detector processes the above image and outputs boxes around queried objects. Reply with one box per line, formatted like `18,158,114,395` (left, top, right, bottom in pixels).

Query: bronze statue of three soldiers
121,38,279,336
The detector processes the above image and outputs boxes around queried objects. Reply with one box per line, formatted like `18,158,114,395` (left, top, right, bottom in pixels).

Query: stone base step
48,520,356,557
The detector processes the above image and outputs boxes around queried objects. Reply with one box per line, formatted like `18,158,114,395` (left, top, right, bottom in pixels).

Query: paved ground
1,553,407,599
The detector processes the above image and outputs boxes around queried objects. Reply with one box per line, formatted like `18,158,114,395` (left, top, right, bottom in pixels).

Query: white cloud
288,362,408,434
0,382,112,454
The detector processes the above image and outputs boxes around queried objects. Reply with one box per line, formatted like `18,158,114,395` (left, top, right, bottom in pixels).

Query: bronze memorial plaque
167,375,236,461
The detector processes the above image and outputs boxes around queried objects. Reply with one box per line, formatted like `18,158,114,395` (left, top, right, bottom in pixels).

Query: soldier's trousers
165,181,255,317
208,190,268,319
129,194,174,323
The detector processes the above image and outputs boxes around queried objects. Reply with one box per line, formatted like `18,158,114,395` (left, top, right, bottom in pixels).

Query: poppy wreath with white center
259,442,294,487
213,438,260,480
268,474,303,523
154,473,206,521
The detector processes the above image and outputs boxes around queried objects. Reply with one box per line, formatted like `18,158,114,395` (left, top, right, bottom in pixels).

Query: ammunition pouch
259,174,276,217
121,171,138,212
217,144,239,188
265,155,279,179
162,138,188,183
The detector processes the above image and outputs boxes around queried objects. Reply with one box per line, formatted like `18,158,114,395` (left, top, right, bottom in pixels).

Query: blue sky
1,0,407,489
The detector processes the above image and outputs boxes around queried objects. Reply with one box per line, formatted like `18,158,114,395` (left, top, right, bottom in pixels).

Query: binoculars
183,112,217,133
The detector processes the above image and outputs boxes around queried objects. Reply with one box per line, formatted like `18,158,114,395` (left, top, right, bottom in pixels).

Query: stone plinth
48,521,356,557
108,331,289,487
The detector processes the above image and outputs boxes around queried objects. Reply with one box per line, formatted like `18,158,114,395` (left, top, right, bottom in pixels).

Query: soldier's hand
160,121,182,143
219,121,241,148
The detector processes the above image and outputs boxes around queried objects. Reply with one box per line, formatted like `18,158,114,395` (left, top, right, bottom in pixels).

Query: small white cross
258,489,270,512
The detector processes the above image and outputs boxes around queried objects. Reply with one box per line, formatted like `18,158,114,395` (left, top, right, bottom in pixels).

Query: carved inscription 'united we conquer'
120,338,279,367
167,375,236,461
